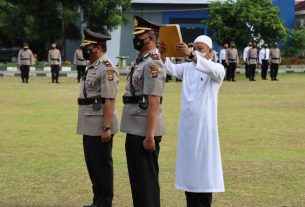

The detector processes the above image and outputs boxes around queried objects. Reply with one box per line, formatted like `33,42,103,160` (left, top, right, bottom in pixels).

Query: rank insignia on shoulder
150,53,160,60
103,60,112,67
107,69,114,81
93,60,100,68
150,64,159,78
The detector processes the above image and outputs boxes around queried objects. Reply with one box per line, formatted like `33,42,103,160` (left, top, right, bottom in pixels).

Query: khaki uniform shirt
247,47,258,64
226,48,239,64
17,49,33,66
48,49,62,65
77,55,119,136
73,49,87,66
120,48,166,137
270,48,281,64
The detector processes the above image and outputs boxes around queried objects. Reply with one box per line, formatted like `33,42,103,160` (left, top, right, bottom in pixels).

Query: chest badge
150,64,159,78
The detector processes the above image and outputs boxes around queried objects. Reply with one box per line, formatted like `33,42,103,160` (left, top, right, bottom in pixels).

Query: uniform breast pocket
86,74,98,87
84,105,104,116
132,69,143,90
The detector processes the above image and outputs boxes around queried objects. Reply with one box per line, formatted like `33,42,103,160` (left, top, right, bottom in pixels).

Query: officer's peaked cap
23,43,29,49
81,28,111,47
133,16,162,35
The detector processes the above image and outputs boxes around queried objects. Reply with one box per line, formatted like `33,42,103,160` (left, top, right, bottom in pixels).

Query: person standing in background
73,45,88,83
17,43,33,83
247,42,258,81
259,43,270,80
219,43,228,79
48,43,62,83
243,42,252,79
270,42,281,81
225,42,239,81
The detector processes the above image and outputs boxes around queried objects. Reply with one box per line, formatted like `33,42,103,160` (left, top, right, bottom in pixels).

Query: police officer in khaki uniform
73,45,88,82
48,43,62,83
17,43,33,83
120,16,166,207
225,42,239,81
77,28,119,207
247,42,258,81
270,42,281,81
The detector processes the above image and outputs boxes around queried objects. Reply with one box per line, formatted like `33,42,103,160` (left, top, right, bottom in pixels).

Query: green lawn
0,73,305,207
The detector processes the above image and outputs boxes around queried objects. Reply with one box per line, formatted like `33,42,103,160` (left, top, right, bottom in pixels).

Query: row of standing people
219,41,281,81
76,16,225,207
17,42,87,83
17,43,62,83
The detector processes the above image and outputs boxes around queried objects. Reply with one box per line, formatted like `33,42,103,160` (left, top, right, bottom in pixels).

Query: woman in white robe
160,35,225,207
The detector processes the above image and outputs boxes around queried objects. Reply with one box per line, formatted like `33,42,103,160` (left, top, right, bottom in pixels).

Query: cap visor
132,30,146,35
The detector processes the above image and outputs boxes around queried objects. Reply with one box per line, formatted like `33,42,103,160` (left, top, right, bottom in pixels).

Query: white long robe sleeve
165,56,225,192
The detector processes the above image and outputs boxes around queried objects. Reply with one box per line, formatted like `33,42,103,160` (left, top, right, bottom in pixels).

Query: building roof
296,1,305,11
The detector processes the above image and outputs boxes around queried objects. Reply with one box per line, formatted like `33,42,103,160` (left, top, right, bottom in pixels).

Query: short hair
147,30,159,44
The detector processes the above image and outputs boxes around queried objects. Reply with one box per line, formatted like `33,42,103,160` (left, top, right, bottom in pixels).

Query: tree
80,0,131,35
0,0,131,60
204,0,287,51
282,29,305,57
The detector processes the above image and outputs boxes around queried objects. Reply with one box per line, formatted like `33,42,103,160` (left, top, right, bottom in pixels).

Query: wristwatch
103,126,111,132
188,51,196,59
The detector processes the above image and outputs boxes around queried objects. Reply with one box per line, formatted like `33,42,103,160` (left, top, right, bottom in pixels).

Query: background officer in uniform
219,43,228,79
120,16,166,207
243,41,252,78
17,43,33,83
270,42,281,81
76,28,119,207
225,41,239,81
73,45,88,82
259,43,270,80
48,43,62,83
247,42,258,81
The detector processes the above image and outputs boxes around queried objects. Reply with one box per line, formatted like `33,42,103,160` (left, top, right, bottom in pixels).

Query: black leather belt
272,58,279,59
51,58,59,61
122,96,163,104
77,58,86,61
21,58,29,60
249,57,257,59
78,97,105,105
228,58,236,61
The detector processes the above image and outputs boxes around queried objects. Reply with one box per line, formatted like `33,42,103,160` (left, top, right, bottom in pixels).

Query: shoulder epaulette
150,53,160,60
103,60,112,67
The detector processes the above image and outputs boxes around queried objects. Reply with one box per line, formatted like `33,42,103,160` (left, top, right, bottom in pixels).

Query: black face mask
133,36,148,51
82,46,92,60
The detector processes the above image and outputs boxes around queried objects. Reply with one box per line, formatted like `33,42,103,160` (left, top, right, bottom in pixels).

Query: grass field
0,73,305,207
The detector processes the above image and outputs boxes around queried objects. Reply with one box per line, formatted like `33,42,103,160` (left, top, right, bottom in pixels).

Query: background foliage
0,0,131,59
204,0,287,50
